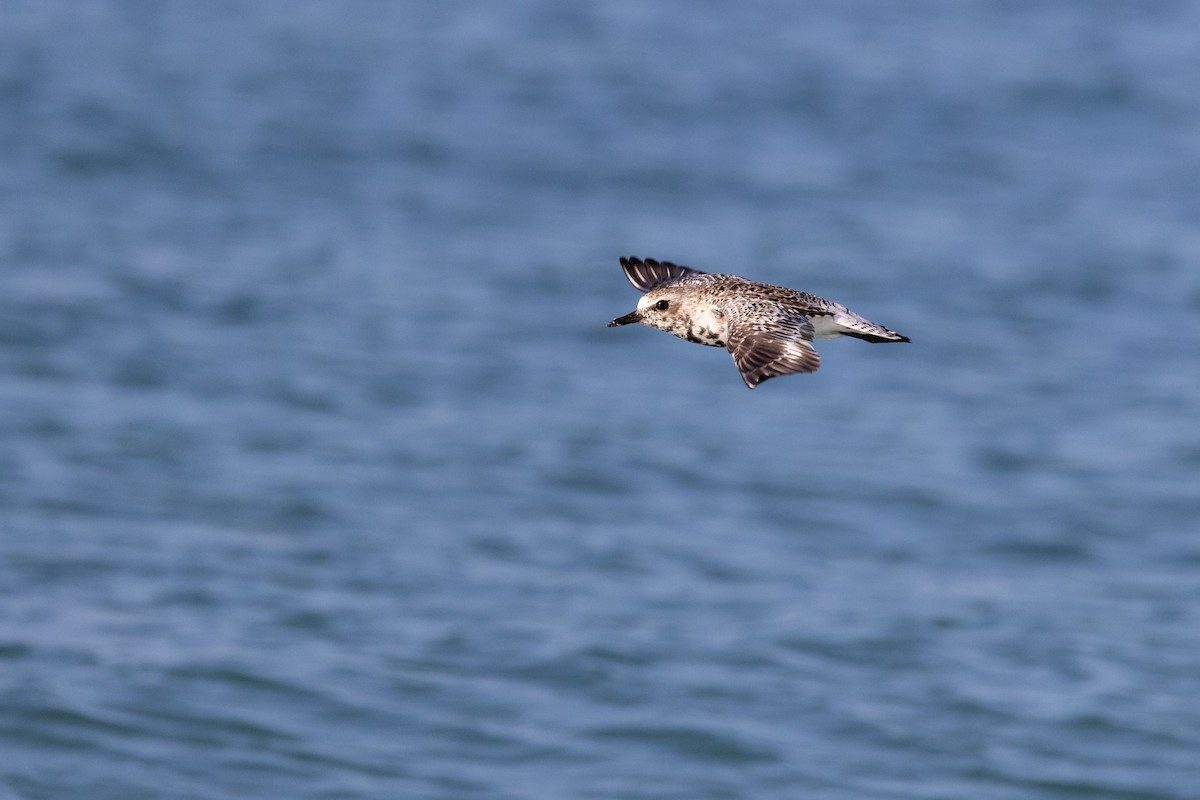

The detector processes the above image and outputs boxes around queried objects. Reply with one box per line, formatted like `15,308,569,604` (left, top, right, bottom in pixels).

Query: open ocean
2,2,1200,798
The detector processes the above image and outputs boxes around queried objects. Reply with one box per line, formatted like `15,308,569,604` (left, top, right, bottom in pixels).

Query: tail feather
839,328,910,343
833,313,910,343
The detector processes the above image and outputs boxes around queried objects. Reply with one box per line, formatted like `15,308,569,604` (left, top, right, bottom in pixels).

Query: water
2,2,1200,798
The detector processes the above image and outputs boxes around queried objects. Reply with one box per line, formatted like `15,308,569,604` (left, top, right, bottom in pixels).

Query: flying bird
609,256,910,388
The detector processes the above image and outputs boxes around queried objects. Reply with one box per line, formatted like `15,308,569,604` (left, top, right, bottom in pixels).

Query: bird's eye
654,300,669,310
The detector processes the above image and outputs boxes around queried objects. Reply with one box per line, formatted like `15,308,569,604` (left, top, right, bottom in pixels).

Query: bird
608,256,910,388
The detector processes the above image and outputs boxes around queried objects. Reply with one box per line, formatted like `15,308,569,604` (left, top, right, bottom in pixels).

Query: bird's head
608,286,687,334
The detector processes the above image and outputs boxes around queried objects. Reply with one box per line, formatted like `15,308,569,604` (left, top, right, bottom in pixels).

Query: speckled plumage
608,256,910,389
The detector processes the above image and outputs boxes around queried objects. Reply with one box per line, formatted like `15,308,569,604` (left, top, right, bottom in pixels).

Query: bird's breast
682,305,728,347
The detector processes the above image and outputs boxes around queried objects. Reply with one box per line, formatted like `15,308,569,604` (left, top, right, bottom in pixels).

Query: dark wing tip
843,330,912,344
618,256,704,293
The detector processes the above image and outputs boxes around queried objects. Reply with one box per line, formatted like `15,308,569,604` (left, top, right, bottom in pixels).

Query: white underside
811,316,845,338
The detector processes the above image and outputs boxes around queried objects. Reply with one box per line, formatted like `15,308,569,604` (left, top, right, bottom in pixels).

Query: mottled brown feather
727,313,820,388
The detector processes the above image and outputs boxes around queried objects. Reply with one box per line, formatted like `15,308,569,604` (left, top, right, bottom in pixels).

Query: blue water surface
2,2,1200,798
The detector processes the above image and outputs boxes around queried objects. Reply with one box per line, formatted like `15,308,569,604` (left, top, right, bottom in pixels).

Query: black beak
608,311,641,327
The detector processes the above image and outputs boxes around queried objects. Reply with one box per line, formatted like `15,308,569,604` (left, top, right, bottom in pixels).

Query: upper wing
619,257,704,293
727,314,820,389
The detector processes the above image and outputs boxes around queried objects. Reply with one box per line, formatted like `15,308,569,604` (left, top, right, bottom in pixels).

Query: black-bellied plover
608,256,910,388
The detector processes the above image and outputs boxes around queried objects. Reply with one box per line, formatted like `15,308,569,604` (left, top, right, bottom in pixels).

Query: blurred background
2,1,1199,798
